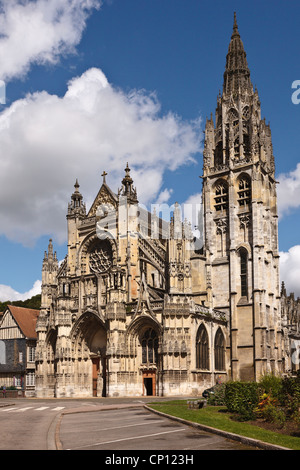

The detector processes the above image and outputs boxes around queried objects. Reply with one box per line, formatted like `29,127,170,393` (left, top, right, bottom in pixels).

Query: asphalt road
58,405,255,451
0,397,256,452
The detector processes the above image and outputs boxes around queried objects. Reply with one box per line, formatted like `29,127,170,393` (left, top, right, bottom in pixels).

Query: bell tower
202,13,282,381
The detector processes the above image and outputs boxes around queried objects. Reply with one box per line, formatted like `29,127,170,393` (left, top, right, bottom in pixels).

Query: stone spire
223,12,252,95
67,179,86,217
42,238,58,273
120,163,138,203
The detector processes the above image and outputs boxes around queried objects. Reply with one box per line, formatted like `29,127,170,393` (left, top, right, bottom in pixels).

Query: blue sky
0,0,300,300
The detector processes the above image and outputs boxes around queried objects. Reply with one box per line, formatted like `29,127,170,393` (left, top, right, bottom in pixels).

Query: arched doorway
44,329,57,397
140,327,159,396
72,312,107,397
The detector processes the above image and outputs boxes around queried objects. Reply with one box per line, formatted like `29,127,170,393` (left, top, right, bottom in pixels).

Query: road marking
1,405,65,413
98,420,164,432
67,428,185,450
10,407,34,412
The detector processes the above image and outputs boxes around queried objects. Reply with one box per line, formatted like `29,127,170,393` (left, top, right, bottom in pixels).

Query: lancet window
239,248,248,298
196,324,209,370
214,328,225,371
141,328,158,365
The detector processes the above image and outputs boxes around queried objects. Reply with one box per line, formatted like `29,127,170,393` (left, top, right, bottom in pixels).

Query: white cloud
0,0,101,81
277,163,300,219
0,280,41,302
0,67,202,246
280,245,300,297
156,188,173,204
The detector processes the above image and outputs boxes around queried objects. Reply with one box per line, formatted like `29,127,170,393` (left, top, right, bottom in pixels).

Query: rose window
89,242,112,274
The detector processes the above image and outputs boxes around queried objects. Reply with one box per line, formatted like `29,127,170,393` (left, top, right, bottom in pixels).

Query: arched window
141,328,158,364
239,248,248,298
243,134,251,158
237,176,251,207
196,324,209,370
214,141,223,168
214,328,225,371
214,181,228,212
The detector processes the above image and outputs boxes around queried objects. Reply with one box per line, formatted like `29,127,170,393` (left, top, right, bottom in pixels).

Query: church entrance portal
73,312,107,398
143,371,156,396
92,357,99,397
92,356,107,397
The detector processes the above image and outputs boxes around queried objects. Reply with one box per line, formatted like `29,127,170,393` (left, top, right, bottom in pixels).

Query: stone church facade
35,15,296,398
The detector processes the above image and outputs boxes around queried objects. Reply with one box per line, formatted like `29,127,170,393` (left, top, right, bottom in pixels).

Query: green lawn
147,401,300,450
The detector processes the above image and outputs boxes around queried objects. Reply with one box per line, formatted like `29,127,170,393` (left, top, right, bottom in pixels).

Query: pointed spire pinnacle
68,178,86,216
74,178,80,192
223,12,252,95
232,11,239,37
71,179,82,201
48,238,53,259
120,162,138,203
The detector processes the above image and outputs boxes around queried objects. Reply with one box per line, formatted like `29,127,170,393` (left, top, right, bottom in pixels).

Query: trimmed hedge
224,381,262,420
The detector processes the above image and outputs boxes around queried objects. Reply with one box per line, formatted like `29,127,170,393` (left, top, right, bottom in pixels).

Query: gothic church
35,14,293,398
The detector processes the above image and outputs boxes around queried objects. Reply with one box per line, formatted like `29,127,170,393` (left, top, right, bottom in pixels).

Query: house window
214,328,225,371
196,324,209,370
141,328,158,365
240,249,248,297
28,346,36,363
14,376,22,388
214,182,228,212
26,372,35,387
0,341,6,364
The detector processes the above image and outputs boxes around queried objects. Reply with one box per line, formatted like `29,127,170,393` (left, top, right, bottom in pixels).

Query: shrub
207,383,226,406
258,374,283,400
280,376,300,420
263,403,286,427
225,381,261,420
255,392,286,427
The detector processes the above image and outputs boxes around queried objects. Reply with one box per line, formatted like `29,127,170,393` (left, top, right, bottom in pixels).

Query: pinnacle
232,11,239,37
223,12,252,95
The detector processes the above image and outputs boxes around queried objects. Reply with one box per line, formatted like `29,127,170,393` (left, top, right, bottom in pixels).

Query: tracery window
238,177,251,207
214,328,225,371
214,141,223,168
141,328,158,365
240,248,248,298
196,324,209,370
89,240,112,274
243,134,251,158
214,181,228,212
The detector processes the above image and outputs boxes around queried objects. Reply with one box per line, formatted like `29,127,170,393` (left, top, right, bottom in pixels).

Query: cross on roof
101,171,107,184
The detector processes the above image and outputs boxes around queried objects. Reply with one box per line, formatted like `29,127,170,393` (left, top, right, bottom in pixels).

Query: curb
144,405,291,451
